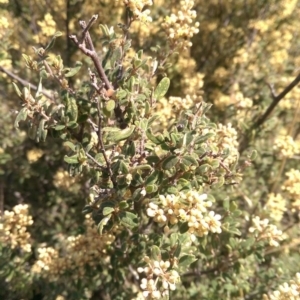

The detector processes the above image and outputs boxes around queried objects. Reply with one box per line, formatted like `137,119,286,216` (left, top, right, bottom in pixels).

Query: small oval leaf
154,77,170,99
162,155,179,170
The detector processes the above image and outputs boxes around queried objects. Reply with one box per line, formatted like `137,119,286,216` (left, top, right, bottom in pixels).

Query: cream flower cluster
122,0,153,22
1,204,33,252
147,191,222,237
138,256,180,299
264,193,286,222
215,123,239,165
212,83,253,116
37,13,57,37
282,169,300,212
53,167,78,190
0,15,9,39
248,216,286,247
31,247,60,274
26,148,44,163
264,272,300,300
32,216,115,281
162,0,200,48
155,94,202,128
273,135,299,158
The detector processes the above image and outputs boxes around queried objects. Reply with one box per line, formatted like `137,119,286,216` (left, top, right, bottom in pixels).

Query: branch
0,66,54,101
96,99,117,188
85,152,105,171
69,15,113,91
239,73,300,153
254,73,300,128
79,15,97,51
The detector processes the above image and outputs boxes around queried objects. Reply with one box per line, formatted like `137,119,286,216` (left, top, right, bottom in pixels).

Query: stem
69,15,113,90
239,73,300,153
96,99,117,188
0,66,54,101
85,152,105,171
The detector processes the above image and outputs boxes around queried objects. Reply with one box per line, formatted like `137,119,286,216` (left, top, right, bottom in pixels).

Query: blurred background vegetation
1,0,300,299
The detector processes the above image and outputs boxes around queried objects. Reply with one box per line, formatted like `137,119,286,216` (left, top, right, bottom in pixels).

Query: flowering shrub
0,0,300,299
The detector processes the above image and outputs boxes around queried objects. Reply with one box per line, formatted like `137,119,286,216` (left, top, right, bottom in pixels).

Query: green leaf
119,201,129,210
64,61,83,77
37,119,45,142
82,205,94,214
102,127,121,132
131,164,152,172
133,58,142,68
162,155,179,170
126,141,136,157
110,46,122,67
145,170,160,185
46,103,58,116
66,121,78,129
127,76,135,91
64,154,79,164
154,77,170,99
41,128,48,142
40,69,48,79
242,237,255,249
198,164,211,173
28,124,37,140
14,108,28,128
179,254,197,268
179,222,189,234
54,124,66,131
226,226,242,236
119,211,138,228
132,188,143,202
166,186,178,195
250,150,257,160
99,24,110,36
105,99,115,112
146,129,164,145
97,215,112,235
137,49,143,59
151,245,161,260
116,89,127,100
210,159,220,169
181,155,198,167
148,114,160,126
35,77,43,98
229,201,238,212
194,133,215,144
44,31,62,51
66,96,78,122
213,176,225,188
169,233,178,248
64,141,77,151
107,125,135,142
103,206,115,216
137,118,148,131
182,132,194,147
145,184,158,194
173,242,181,258
12,82,23,99
119,160,129,174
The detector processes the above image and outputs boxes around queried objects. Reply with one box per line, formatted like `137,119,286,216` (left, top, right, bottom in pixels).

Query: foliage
1,0,300,299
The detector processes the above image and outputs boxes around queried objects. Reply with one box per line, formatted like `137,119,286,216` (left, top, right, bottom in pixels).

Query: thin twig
256,74,300,128
239,73,300,153
0,180,3,216
69,16,113,90
96,99,117,188
79,14,98,51
219,161,232,175
86,152,105,171
0,66,54,101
